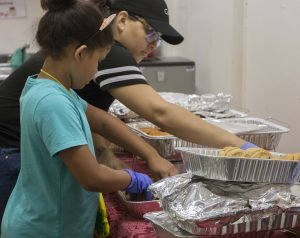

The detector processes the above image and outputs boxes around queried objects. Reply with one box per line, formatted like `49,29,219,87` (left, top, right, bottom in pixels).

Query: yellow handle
95,193,110,238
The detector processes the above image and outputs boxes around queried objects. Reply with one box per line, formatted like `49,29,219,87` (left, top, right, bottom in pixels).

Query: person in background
79,0,257,150
0,0,165,237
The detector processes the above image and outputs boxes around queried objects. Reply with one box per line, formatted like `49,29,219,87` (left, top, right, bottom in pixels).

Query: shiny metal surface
176,148,300,183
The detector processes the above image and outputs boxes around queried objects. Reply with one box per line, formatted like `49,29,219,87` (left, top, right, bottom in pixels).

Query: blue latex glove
240,142,258,150
124,169,153,200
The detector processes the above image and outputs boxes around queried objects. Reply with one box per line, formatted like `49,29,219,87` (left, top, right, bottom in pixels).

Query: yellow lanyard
40,69,72,96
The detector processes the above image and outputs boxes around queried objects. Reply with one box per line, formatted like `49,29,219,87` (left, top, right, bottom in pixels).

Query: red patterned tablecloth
104,153,300,238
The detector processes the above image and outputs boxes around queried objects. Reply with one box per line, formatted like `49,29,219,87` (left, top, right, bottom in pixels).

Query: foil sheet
148,174,300,235
176,148,300,183
117,191,162,218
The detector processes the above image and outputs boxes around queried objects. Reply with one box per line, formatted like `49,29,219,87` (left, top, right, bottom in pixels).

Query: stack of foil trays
109,92,247,122
145,173,300,237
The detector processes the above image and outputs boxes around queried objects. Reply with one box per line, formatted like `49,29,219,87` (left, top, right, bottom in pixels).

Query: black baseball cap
110,0,184,45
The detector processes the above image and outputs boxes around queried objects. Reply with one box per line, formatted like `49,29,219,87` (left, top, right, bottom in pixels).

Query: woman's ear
116,11,129,32
74,45,88,62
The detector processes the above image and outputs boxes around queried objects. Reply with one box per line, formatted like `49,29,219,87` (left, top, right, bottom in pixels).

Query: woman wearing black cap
78,0,256,150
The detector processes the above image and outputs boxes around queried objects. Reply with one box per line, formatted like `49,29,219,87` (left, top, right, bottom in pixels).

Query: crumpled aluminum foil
190,93,233,113
109,100,139,120
109,92,234,120
148,173,300,229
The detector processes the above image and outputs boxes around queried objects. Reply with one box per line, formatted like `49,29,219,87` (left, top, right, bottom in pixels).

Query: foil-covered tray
144,211,288,238
216,117,290,150
117,191,162,219
176,148,300,183
148,174,300,236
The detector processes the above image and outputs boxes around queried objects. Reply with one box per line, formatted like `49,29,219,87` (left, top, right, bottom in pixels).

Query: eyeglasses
77,14,116,48
130,15,162,48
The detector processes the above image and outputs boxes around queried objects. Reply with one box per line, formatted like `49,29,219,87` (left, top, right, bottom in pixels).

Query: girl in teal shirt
1,0,157,237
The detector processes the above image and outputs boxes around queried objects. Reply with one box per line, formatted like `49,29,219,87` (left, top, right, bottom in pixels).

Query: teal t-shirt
1,76,98,238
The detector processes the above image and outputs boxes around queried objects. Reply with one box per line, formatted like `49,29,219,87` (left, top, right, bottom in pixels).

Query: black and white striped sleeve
93,43,149,91
94,65,148,90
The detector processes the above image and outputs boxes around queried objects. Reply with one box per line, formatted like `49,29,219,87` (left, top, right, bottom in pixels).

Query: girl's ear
74,45,88,62
116,11,129,32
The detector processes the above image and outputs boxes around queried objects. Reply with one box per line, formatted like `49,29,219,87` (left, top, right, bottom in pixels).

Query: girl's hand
147,156,178,179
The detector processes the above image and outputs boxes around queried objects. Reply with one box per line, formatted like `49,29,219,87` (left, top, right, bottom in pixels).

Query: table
104,153,300,238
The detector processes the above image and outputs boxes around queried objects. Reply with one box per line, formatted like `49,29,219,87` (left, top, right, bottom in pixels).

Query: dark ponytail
89,0,111,16
40,0,76,11
37,0,113,58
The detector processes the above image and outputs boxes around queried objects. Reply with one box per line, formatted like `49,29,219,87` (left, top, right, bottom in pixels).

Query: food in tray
139,127,171,136
275,153,300,161
219,147,300,161
218,146,271,159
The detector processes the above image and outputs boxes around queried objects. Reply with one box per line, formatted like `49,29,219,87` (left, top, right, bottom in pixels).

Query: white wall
242,0,300,152
0,2,43,54
165,0,299,152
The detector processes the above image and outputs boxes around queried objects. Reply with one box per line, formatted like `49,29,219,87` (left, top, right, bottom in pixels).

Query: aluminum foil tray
217,117,290,150
144,211,284,238
174,211,300,236
127,121,206,158
127,121,175,139
176,148,300,183
117,191,162,219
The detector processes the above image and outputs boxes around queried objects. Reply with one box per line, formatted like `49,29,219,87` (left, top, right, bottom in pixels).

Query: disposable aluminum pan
127,116,289,157
217,117,290,150
176,148,300,183
127,121,206,158
174,211,300,236
144,211,291,238
117,191,162,219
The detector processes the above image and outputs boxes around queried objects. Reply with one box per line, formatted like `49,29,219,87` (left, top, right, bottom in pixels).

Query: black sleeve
0,52,44,97
0,52,44,147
